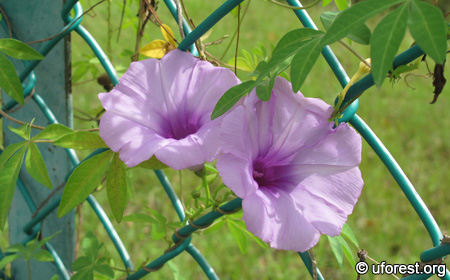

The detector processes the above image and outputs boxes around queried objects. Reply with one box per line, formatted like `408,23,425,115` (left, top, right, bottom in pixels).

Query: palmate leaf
408,0,448,64
53,131,108,150
227,219,248,254
211,80,254,120
0,39,44,60
32,123,74,141
0,54,24,105
106,153,128,223
341,223,359,247
57,150,113,217
0,146,27,230
25,142,53,189
212,29,323,119
334,0,349,11
135,156,168,169
0,141,27,168
321,0,405,46
8,123,29,140
371,3,409,87
320,11,371,45
291,36,323,92
327,235,344,267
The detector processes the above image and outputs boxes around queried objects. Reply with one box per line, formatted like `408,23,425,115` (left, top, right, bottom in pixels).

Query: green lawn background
67,0,449,279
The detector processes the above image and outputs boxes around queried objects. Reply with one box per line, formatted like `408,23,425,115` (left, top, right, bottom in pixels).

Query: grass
2,0,449,279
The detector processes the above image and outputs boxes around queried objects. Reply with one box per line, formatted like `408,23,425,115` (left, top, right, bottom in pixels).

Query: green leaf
321,0,405,46
265,29,323,82
0,254,21,270
4,243,26,253
408,0,447,64
35,231,60,248
341,223,359,247
0,39,44,60
107,153,128,223
0,146,27,230
227,219,248,254
322,0,332,7
256,79,271,101
25,142,53,189
50,275,60,280
167,261,180,280
57,150,113,217
291,36,323,92
31,250,54,262
122,213,156,223
82,232,100,259
203,219,226,235
72,256,92,271
340,236,357,270
71,267,94,280
151,222,166,240
32,124,74,141
334,0,349,11
232,219,268,249
327,235,344,267
211,80,254,119
94,264,114,278
135,156,168,169
53,131,108,150
0,54,24,104
0,141,27,168
146,208,167,224
212,29,322,119
320,11,371,45
8,123,29,140
371,3,409,87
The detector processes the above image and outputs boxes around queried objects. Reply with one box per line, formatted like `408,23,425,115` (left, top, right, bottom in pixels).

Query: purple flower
99,50,240,169
217,77,363,252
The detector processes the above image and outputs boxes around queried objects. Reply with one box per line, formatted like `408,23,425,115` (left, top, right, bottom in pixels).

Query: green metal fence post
0,1,74,279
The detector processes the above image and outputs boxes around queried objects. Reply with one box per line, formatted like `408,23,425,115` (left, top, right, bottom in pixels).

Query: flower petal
243,188,320,252
298,167,363,216
155,122,221,170
293,123,362,167
99,112,174,167
216,154,258,198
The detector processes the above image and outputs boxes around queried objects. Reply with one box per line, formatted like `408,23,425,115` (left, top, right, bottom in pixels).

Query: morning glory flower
98,49,240,169
216,77,363,252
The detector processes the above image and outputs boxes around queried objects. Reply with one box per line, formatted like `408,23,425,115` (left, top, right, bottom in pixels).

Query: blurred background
5,0,450,279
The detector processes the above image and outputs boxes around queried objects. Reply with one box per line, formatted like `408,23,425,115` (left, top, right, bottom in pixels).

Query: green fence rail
1,0,449,279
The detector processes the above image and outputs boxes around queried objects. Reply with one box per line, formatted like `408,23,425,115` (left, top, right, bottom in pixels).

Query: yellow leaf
160,24,177,47
140,40,166,59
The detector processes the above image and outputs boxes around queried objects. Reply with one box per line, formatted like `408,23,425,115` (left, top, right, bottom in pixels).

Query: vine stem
27,260,32,280
0,107,100,132
0,108,46,130
0,5,13,38
174,0,185,40
203,50,248,72
201,175,211,202
234,3,241,75
338,40,371,68
219,0,251,60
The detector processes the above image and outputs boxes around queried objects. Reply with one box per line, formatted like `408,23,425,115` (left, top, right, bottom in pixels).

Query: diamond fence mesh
0,0,449,279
